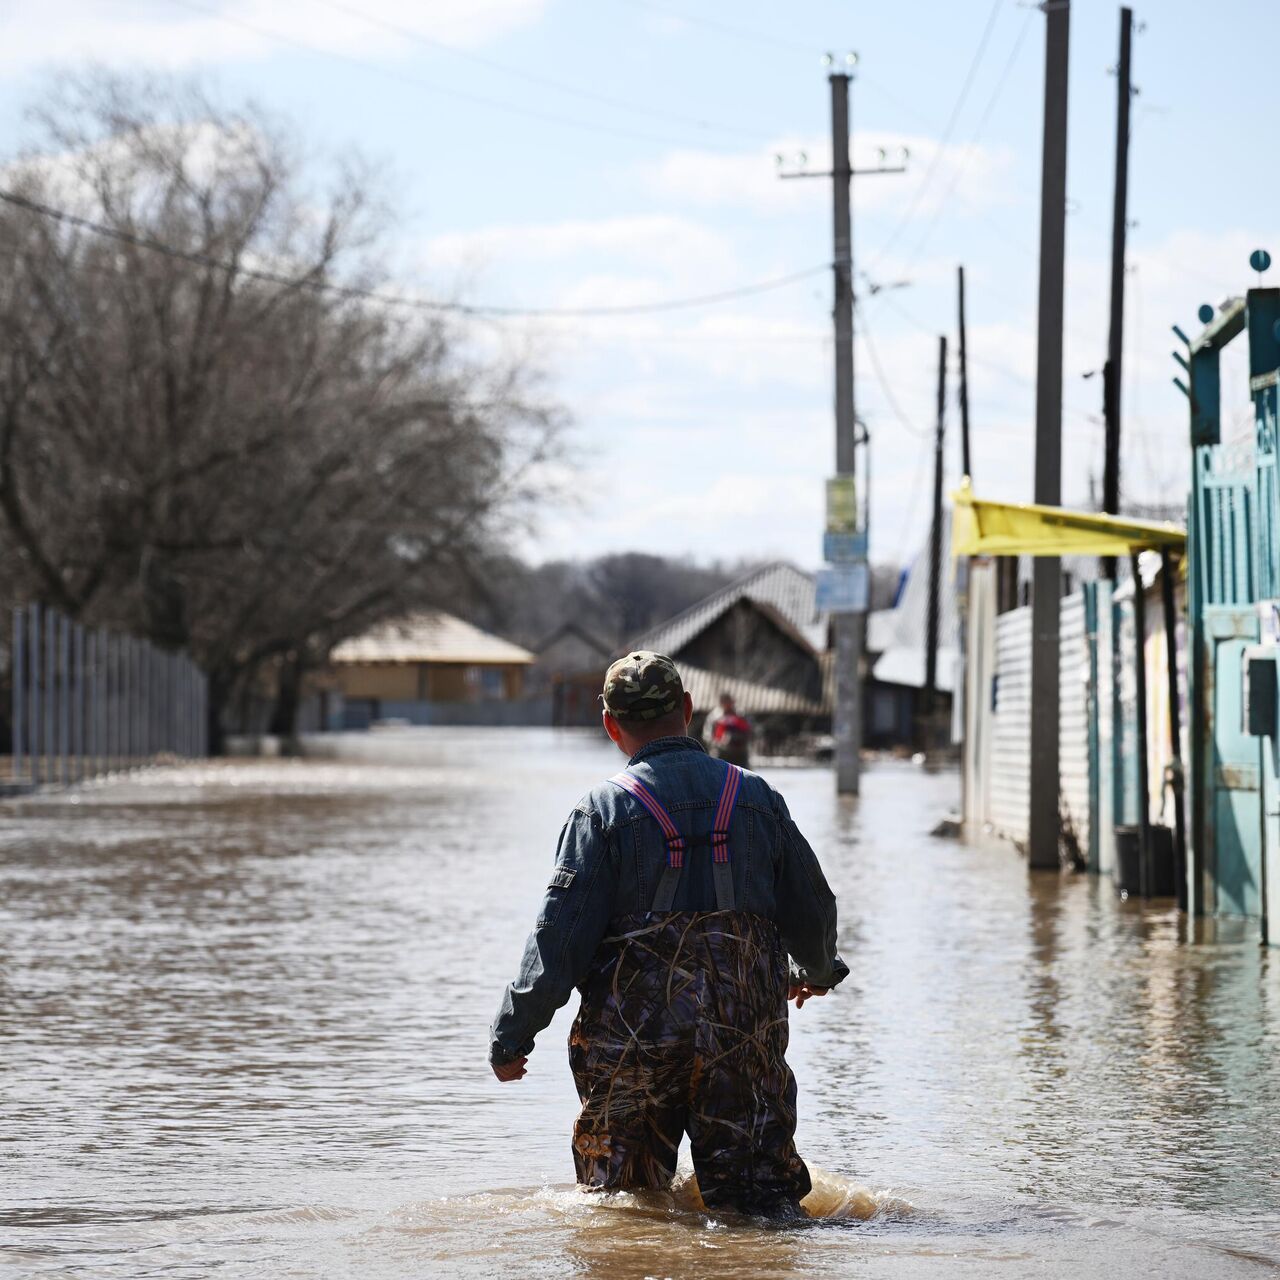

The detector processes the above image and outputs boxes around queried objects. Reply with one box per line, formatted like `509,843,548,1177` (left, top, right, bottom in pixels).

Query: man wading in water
490,651,848,1217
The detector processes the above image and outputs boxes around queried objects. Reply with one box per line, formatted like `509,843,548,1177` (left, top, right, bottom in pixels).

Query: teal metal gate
1184,286,1280,930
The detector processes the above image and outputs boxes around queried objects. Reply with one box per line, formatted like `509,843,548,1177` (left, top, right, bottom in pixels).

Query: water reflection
2,733,1279,1277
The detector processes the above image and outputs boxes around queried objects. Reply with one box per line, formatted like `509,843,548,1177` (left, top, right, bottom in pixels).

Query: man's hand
492,1055,528,1082
788,982,828,1009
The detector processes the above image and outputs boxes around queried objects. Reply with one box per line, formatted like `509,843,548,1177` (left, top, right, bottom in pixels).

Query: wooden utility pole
1101,6,1133,580
957,266,972,480
926,335,947,717
1028,0,1070,871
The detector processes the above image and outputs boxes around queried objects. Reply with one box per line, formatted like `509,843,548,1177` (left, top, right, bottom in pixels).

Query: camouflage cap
601,651,685,722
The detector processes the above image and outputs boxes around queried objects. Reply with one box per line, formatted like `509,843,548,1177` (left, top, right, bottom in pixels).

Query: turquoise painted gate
1185,287,1280,930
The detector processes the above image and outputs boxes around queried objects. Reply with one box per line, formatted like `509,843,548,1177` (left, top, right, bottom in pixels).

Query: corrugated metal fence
1059,592,1091,861
989,606,1032,843
983,591,1093,851
10,604,208,787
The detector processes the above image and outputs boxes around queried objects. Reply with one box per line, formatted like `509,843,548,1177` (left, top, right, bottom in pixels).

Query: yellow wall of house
338,664,418,700
334,662,529,703
426,664,469,701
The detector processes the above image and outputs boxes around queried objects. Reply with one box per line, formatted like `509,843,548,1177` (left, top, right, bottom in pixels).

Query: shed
329,610,535,728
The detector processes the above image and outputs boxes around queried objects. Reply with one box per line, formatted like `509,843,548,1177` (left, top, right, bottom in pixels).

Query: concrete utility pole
1101,5,1133,581
780,63,906,794
829,72,861,795
925,334,947,717
957,266,972,479
1028,0,1070,871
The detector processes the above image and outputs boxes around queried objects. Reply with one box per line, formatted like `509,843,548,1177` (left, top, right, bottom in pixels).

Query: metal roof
331,610,534,666
630,561,827,657
867,508,958,692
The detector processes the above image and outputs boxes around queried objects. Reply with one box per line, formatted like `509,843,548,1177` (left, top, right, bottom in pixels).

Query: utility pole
831,70,860,794
1101,6,1133,581
957,266,972,479
1028,0,1070,871
780,56,906,795
925,334,947,722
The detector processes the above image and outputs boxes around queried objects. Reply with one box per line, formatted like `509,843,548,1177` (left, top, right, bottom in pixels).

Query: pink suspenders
608,762,743,912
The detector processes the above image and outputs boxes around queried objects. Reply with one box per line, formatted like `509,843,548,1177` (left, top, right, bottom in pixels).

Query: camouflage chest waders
568,762,811,1216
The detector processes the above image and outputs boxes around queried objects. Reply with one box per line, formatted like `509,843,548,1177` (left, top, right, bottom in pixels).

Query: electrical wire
164,0,752,153
854,298,930,439
897,8,1036,271
304,0,768,142
889,431,934,569
871,290,1100,424
0,187,831,318
866,0,1005,269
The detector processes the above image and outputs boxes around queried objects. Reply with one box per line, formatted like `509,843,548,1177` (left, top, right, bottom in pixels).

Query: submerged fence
10,604,208,787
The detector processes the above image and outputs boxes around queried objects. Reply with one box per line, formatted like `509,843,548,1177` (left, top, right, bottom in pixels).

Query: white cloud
0,0,547,71
423,214,738,280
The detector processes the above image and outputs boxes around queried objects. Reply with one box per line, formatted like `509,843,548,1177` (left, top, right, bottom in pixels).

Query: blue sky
2,0,1276,569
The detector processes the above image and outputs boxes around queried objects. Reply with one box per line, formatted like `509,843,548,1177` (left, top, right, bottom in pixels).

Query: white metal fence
10,604,208,786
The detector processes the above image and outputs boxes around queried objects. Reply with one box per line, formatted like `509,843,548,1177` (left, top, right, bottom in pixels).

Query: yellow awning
951,479,1186,558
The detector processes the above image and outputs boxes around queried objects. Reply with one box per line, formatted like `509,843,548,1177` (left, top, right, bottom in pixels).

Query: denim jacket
490,736,849,1065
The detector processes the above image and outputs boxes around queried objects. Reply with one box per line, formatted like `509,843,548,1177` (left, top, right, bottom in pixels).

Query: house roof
677,661,828,717
629,561,827,657
534,621,612,660
331,610,534,666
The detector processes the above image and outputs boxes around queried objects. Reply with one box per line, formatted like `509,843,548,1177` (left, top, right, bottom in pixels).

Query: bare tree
0,73,561,748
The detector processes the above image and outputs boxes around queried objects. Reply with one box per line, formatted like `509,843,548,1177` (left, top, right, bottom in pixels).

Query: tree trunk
267,653,305,754
207,669,231,758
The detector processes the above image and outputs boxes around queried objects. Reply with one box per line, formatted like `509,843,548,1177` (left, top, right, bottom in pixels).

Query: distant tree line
0,75,560,749
462,553,756,652
458,553,906,654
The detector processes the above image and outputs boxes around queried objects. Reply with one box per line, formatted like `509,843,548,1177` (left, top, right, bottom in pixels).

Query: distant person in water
703,691,753,768
489,651,847,1218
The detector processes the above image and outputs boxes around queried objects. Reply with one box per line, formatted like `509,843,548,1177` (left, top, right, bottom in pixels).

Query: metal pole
1028,0,1071,870
28,606,40,787
122,635,133,770
830,70,863,795
1101,7,1132,582
57,612,69,786
73,623,84,783
12,607,24,785
1160,548,1187,910
925,334,947,722
1131,553,1151,896
104,632,114,774
44,608,55,788
112,633,121,773
141,641,151,765
86,629,97,780
958,266,972,480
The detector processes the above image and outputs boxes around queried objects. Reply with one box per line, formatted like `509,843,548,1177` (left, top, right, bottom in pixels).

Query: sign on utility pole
780,57,906,794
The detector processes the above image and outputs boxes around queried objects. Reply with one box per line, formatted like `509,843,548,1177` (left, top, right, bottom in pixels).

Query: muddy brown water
2,728,1278,1278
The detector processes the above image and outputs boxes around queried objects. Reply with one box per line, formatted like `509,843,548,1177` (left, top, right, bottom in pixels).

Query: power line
0,187,830,318
867,0,1005,269
165,0,751,153
897,8,1036,271
304,0,767,142
854,299,929,439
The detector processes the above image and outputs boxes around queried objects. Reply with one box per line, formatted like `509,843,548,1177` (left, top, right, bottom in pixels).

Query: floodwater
2,729,1278,1279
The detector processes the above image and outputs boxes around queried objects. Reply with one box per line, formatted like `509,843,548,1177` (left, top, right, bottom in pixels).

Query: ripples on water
2,730,1279,1277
